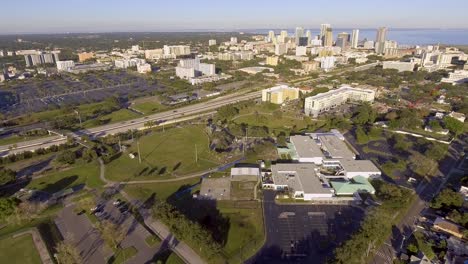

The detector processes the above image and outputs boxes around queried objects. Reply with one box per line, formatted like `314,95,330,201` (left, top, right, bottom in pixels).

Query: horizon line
1,27,468,36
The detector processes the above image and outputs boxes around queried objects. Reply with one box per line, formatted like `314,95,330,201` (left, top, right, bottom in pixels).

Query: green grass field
231,104,321,133
82,109,140,128
132,101,167,114
218,203,264,262
106,126,227,182
0,234,42,264
0,134,50,147
123,177,201,202
26,161,102,193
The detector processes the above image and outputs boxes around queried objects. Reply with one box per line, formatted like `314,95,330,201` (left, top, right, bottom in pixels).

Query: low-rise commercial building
163,45,191,57
266,56,279,66
269,163,334,200
330,176,375,195
78,52,95,62
137,63,152,74
441,70,468,85
433,217,465,239
261,85,300,104
56,60,75,72
383,61,416,72
67,63,110,74
189,74,231,85
114,58,146,69
304,86,375,117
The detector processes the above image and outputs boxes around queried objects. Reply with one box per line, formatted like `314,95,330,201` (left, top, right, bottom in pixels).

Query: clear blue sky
1,0,467,33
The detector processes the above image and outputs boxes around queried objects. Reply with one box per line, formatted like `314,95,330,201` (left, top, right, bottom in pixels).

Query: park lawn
218,202,264,263
26,161,102,193
132,101,167,114
232,104,322,132
82,109,140,128
123,177,201,202
5,152,57,172
0,233,42,264
111,246,138,264
106,126,226,182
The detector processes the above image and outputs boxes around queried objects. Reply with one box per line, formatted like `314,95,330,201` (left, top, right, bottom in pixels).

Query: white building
320,56,336,71
363,41,375,49
441,70,468,85
175,67,196,79
176,58,215,79
351,29,359,49
269,163,334,200
163,45,191,57
230,37,238,44
137,63,152,74
296,46,307,56
114,58,146,69
145,49,167,60
208,39,217,46
56,60,75,72
383,61,416,72
304,86,375,117
189,74,232,85
275,43,288,55
131,45,140,52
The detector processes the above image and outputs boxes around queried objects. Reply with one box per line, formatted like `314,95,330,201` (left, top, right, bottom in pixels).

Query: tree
0,198,18,221
431,188,464,209
0,168,16,186
217,105,239,121
425,143,447,161
55,241,82,264
444,116,464,135
409,152,437,177
57,150,77,165
355,126,369,144
276,132,287,147
82,148,97,162
391,134,412,152
97,220,127,249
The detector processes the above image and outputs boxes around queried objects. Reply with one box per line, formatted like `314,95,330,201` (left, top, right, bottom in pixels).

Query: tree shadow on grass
39,175,79,194
166,185,230,246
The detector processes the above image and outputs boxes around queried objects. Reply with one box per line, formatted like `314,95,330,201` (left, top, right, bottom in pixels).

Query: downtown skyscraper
351,29,359,49
295,27,304,45
375,27,388,54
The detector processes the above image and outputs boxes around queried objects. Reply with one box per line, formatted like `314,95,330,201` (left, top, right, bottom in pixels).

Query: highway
0,90,261,156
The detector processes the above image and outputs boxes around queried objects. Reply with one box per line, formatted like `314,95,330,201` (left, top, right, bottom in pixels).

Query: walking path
13,228,53,264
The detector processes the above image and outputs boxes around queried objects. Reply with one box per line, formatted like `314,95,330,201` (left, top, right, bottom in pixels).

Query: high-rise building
208,39,217,46
295,27,304,45
163,45,191,57
375,27,388,54
298,37,309,47
306,30,312,44
320,24,331,40
336,32,350,50
24,52,59,67
324,28,333,47
230,37,238,44
268,31,276,43
351,29,359,49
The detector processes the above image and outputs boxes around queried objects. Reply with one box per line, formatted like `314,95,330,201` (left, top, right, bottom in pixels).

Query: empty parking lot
248,190,365,264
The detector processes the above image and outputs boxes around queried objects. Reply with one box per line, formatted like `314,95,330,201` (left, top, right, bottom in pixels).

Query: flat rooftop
340,159,380,173
290,135,323,158
199,178,231,200
318,135,355,159
308,86,374,101
271,163,330,195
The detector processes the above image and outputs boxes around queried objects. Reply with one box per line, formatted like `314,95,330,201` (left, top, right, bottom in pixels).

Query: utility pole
137,139,142,164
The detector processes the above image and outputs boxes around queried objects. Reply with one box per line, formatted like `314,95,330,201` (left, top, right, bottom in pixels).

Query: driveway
55,205,112,264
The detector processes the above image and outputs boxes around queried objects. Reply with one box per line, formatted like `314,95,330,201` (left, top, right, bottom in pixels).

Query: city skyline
1,0,468,34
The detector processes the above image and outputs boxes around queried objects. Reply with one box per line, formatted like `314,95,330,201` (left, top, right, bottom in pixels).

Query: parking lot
93,198,162,264
1,72,165,116
249,190,365,264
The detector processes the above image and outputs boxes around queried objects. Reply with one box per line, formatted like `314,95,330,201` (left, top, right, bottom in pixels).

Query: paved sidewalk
13,229,53,264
